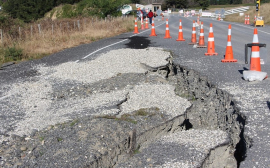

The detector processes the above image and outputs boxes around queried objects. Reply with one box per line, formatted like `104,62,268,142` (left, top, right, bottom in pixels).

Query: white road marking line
82,39,128,59
78,22,166,62
222,21,270,35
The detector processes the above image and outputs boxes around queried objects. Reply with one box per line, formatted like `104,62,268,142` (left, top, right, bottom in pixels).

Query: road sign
156,9,162,16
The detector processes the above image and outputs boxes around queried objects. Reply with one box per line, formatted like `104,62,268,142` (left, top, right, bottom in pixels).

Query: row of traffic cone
196,22,262,71
133,17,150,34
134,18,263,72
245,15,250,25
134,18,170,38
188,21,263,71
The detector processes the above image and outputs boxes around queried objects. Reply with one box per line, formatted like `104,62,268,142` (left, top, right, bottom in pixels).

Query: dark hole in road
125,36,151,49
267,101,270,110
180,119,193,130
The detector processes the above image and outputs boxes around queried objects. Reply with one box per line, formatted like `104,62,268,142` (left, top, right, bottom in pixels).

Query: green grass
97,114,137,124
96,107,161,124
134,108,151,116
70,119,79,126
39,136,45,141
57,137,63,142
133,145,141,154
179,93,197,101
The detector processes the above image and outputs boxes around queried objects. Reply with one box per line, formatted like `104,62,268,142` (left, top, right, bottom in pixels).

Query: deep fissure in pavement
87,62,251,167
0,59,251,167
173,64,250,167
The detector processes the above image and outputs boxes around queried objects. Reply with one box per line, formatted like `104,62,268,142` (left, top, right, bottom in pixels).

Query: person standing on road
148,10,154,25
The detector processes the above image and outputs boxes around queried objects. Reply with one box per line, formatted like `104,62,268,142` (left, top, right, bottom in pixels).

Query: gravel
120,84,191,118
0,47,176,142
115,129,229,168
0,46,233,167
38,47,170,84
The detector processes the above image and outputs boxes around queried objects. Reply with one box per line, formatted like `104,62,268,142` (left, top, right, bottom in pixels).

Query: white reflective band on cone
166,21,168,24
200,33,204,36
209,27,213,32
166,28,169,30
180,22,182,26
251,51,260,58
228,29,231,35
208,37,214,41
192,31,196,33
179,29,182,32
227,42,232,46
253,35,259,43
152,26,155,28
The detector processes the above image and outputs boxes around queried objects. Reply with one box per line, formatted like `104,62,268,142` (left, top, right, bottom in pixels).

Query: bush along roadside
4,45,24,62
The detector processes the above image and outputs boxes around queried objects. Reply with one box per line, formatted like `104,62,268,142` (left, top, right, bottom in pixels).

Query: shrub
4,45,23,61
62,4,78,18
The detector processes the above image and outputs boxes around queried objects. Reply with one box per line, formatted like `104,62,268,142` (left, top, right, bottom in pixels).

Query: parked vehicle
120,5,132,15
137,9,147,20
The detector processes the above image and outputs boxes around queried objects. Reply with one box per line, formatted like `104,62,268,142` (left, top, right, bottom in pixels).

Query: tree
166,0,188,9
195,0,209,9
131,0,140,3
2,0,83,22
80,0,131,18
232,0,242,4
209,0,218,5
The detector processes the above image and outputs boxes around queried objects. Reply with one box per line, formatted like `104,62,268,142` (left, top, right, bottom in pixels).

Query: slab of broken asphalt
0,44,239,168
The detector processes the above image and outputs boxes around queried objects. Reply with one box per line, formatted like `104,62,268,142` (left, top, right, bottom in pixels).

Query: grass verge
223,3,270,25
0,16,135,65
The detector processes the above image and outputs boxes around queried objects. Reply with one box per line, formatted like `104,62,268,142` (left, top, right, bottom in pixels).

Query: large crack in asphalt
0,49,251,167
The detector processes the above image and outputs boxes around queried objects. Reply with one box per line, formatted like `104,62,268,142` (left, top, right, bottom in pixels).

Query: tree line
1,0,265,23
1,0,130,22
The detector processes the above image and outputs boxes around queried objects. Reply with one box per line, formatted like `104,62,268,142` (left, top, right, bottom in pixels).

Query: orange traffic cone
205,23,218,56
247,15,250,25
162,15,164,21
197,21,206,48
145,18,149,29
189,20,197,45
149,18,157,36
176,19,185,41
250,28,261,71
164,19,172,39
133,18,139,34
222,24,237,62
218,15,220,21
244,15,247,24
197,15,200,24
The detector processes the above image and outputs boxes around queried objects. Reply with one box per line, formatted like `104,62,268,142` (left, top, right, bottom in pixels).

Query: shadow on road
238,67,249,75
125,36,151,49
